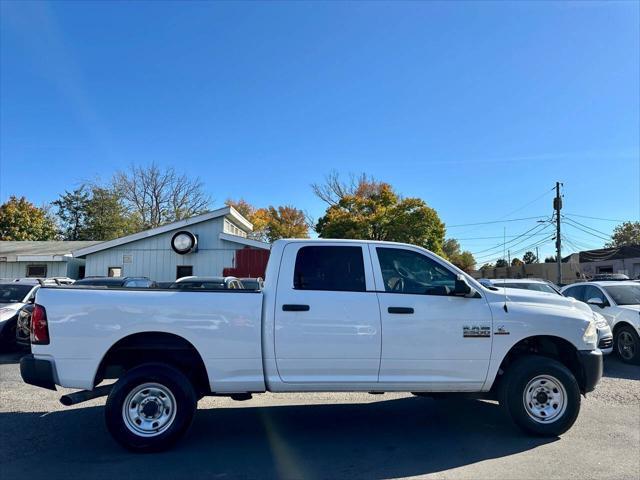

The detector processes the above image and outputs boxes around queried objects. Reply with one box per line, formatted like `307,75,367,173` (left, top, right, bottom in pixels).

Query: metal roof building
0,240,99,280
72,206,270,282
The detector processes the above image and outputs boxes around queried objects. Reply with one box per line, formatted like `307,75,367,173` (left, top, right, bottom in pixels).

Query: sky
1,0,638,263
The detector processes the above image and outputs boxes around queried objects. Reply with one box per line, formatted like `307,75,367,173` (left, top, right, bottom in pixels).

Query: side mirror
587,297,607,308
454,275,477,297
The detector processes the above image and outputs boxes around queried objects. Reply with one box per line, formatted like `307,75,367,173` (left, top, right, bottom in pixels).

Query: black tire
614,324,640,365
499,355,580,436
105,363,197,452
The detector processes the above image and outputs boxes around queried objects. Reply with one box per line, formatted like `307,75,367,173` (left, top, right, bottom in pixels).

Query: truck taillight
31,304,50,345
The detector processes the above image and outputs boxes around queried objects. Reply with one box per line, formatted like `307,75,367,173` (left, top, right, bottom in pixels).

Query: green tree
315,180,445,254
442,238,476,272
495,259,508,268
544,255,557,263
83,187,138,240
0,196,57,240
511,257,523,266
53,187,90,240
606,221,640,247
480,263,494,271
522,251,537,264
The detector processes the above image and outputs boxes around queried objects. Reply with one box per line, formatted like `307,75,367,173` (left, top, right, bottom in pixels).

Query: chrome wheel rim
523,375,567,424
122,383,177,437
617,331,636,361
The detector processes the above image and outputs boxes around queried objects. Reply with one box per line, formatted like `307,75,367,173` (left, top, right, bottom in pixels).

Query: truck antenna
503,226,508,312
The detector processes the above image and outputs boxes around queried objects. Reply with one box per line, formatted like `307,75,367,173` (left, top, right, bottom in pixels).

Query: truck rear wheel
499,355,580,437
105,363,197,452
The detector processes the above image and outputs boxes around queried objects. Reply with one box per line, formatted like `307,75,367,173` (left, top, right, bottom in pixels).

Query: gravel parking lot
0,352,638,480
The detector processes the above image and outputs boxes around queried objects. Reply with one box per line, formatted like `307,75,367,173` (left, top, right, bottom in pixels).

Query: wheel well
612,321,633,337
494,335,585,392
94,332,210,395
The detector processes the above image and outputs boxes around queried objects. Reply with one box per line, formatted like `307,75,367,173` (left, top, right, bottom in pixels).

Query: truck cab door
371,245,493,389
274,242,381,384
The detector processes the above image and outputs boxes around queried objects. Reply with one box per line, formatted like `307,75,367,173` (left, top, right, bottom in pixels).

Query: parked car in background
590,274,629,282
561,281,640,364
0,282,39,349
481,278,561,295
240,277,264,290
170,276,244,290
73,277,158,288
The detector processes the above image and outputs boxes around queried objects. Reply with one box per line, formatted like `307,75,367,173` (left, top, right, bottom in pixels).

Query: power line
470,222,552,257
562,222,610,243
477,235,555,265
457,232,552,241
562,216,612,238
562,218,611,242
448,215,549,228
564,213,626,223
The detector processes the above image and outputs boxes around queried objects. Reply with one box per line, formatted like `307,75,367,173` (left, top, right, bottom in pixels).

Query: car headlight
582,320,598,346
592,312,608,329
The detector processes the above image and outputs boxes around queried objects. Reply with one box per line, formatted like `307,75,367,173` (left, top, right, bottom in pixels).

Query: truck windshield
0,284,33,303
604,285,640,306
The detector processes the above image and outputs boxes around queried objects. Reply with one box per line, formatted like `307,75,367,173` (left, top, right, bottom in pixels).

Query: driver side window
376,247,456,295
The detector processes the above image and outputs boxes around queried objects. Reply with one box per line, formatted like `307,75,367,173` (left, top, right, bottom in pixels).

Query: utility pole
536,246,540,263
508,250,511,265
554,182,563,285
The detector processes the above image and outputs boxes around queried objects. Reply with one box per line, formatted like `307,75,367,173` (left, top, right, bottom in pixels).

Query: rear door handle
282,304,310,312
388,307,414,314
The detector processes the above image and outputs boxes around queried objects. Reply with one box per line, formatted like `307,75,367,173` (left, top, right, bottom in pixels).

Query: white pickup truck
21,239,603,451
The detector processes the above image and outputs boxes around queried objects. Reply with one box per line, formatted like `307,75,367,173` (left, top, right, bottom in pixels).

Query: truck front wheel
499,356,581,437
105,363,197,452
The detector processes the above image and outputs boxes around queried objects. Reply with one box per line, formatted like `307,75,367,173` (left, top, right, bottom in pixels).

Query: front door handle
282,304,310,312
388,307,414,314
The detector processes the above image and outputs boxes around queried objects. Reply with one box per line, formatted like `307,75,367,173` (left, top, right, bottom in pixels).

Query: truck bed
34,286,265,392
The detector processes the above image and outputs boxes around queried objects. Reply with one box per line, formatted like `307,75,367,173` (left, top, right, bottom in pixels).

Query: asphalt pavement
0,351,638,480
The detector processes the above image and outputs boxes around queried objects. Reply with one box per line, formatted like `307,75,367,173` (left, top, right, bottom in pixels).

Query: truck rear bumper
577,349,603,394
20,354,56,390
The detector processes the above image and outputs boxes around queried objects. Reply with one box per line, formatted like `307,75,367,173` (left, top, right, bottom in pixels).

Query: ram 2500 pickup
21,239,603,451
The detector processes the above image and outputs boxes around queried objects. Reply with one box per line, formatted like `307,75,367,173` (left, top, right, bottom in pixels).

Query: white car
21,239,602,451
0,282,39,348
561,281,640,364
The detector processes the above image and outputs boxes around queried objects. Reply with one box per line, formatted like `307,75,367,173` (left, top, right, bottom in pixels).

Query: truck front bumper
577,349,603,394
20,354,56,390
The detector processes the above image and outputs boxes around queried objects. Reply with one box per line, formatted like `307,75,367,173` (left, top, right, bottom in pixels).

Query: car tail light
31,304,50,345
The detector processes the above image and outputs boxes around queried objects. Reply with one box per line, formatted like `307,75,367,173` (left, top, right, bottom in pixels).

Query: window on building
108,267,122,277
26,265,47,278
176,265,193,279
293,246,365,292
597,266,614,274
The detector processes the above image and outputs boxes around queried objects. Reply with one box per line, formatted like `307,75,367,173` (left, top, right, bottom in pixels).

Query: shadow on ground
0,396,556,480
602,356,640,381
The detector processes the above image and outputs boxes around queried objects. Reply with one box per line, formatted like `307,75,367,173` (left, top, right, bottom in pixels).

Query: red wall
223,247,270,278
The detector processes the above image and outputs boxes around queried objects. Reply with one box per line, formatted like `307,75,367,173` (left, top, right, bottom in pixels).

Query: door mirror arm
586,297,607,308
454,275,479,298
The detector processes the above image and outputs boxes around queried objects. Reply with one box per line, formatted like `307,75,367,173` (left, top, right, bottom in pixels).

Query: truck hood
487,287,590,314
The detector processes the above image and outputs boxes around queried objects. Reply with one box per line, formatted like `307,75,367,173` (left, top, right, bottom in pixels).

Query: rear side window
293,246,365,292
